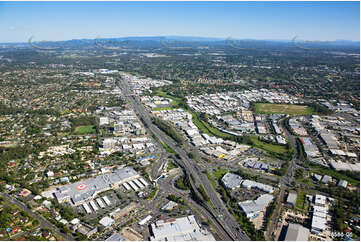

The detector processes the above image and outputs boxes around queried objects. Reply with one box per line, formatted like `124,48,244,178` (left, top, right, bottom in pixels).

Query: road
1,193,74,241
119,79,250,241
159,176,234,241
265,118,298,240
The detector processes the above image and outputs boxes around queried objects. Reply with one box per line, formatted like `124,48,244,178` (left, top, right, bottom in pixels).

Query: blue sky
0,1,359,43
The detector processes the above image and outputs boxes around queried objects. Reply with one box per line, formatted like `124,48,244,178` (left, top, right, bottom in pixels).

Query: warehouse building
284,223,310,241
286,192,297,208
321,175,332,184
241,179,275,193
238,194,274,218
337,179,348,188
221,173,242,190
54,167,141,206
311,195,328,234
299,137,320,158
330,161,360,172
149,215,215,241
319,132,339,149
314,194,327,207
105,232,126,241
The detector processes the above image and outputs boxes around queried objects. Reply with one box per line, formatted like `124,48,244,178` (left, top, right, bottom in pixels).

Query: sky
0,1,359,43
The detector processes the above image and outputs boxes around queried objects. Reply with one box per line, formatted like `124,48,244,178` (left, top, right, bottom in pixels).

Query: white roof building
46,171,54,177
150,215,215,241
162,201,178,211
53,167,140,206
71,218,80,225
99,216,115,227
241,179,274,193
337,179,348,188
311,215,326,234
238,194,274,218
314,194,326,207
221,173,242,190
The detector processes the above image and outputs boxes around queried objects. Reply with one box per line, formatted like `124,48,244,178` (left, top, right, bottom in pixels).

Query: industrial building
285,192,297,208
110,203,137,219
311,195,328,234
299,137,320,158
161,201,178,211
105,232,126,241
221,173,242,190
99,216,115,228
321,175,332,184
53,167,141,205
319,132,339,149
337,179,348,188
314,194,327,207
284,223,310,241
311,215,326,234
330,161,360,172
241,179,275,193
149,215,215,241
238,194,274,218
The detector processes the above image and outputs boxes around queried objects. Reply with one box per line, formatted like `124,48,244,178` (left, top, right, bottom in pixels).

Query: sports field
254,103,314,115
74,125,96,134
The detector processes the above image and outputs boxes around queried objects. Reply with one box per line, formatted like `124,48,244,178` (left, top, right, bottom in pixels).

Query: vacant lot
74,125,96,134
254,103,314,115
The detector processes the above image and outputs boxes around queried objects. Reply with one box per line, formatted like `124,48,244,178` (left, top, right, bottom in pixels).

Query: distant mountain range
1,36,359,47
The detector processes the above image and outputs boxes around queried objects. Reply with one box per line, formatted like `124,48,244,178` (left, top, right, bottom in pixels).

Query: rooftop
54,167,139,205
286,193,297,205
285,223,310,241
150,215,215,241
221,173,242,189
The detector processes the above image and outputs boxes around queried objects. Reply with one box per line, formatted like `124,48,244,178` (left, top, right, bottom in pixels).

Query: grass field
152,106,174,111
254,103,315,115
213,168,229,181
154,90,182,106
74,125,96,134
249,136,289,155
295,191,308,213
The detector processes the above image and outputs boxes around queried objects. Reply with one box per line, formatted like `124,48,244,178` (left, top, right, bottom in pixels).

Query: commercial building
110,203,137,219
105,232,126,241
238,194,274,218
53,167,140,205
299,137,320,158
319,132,339,149
241,179,275,193
284,223,310,241
139,215,152,226
149,215,215,241
99,216,115,228
312,173,322,182
321,175,332,184
76,224,97,238
337,179,348,188
311,216,326,234
286,192,297,208
330,161,360,172
161,201,178,211
311,195,328,234
314,194,327,207
221,173,242,190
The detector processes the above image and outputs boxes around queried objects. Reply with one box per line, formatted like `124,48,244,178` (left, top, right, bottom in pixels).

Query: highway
1,193,74,241
118,79,250,241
